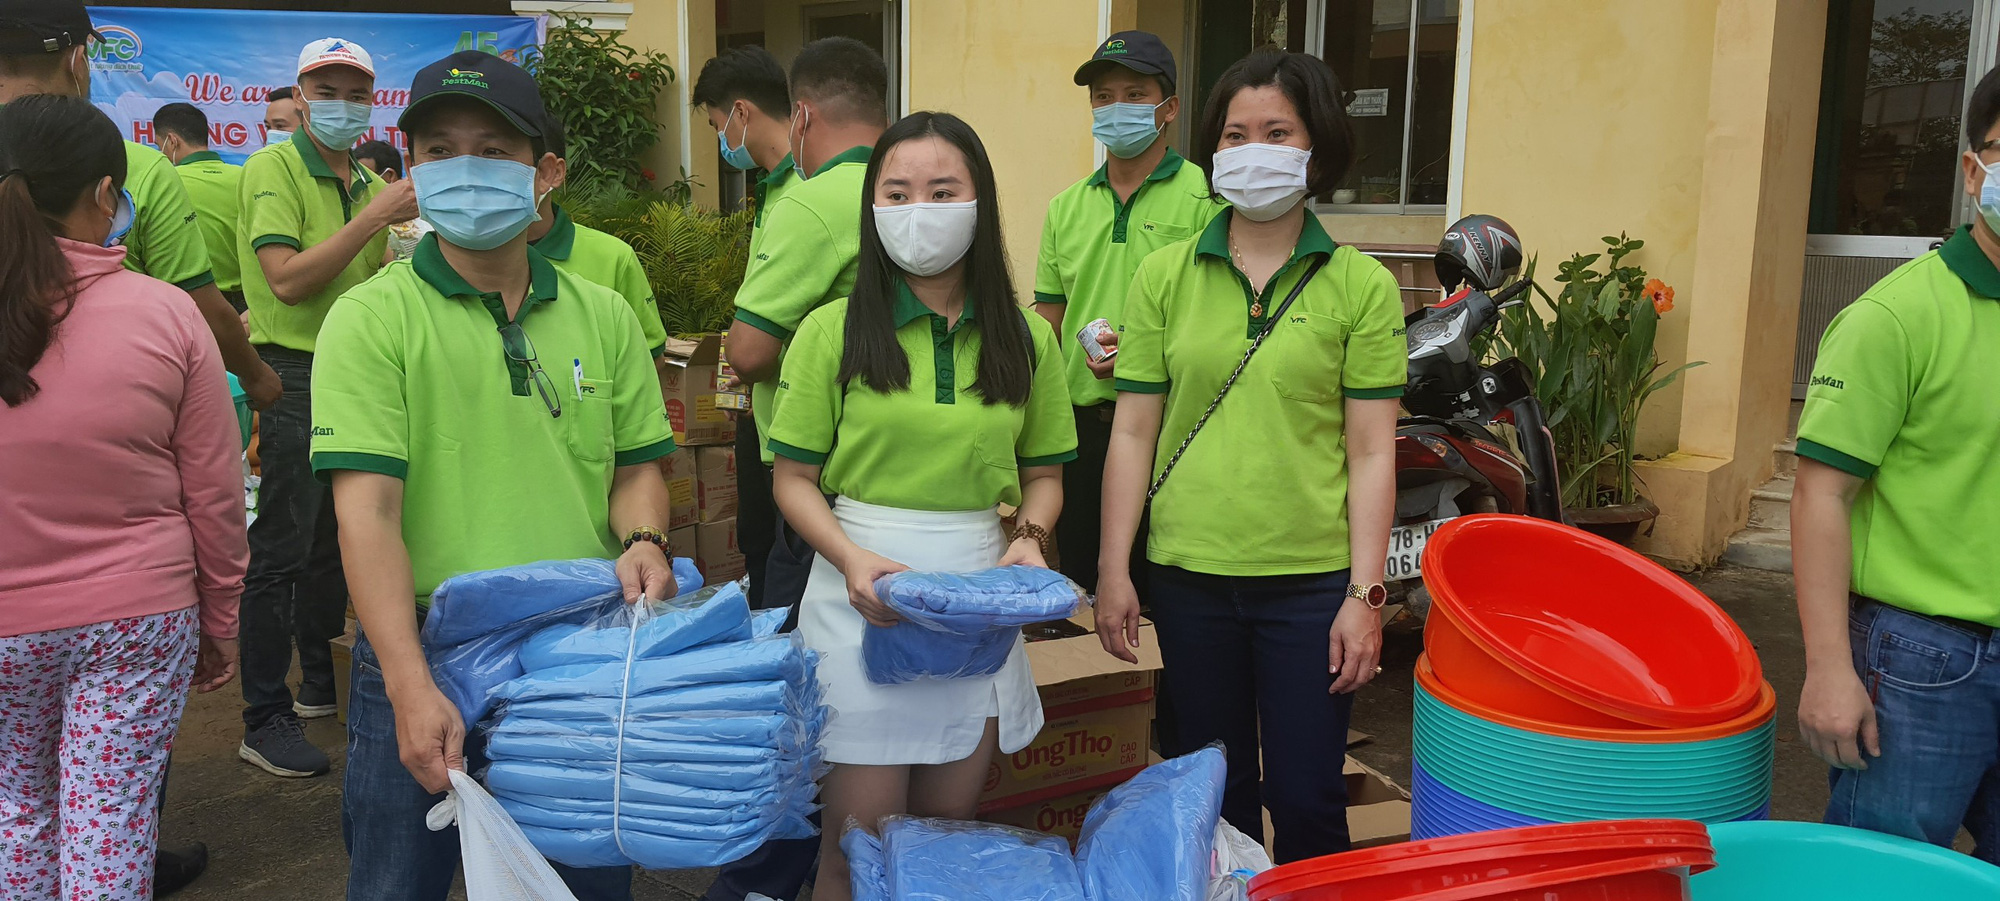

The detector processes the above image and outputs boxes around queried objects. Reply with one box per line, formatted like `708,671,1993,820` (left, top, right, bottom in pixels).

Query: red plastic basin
1421,515,1763,729
1248,820,1715,901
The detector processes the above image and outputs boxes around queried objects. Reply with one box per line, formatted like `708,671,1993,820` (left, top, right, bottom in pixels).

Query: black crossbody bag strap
1146,256,1328,503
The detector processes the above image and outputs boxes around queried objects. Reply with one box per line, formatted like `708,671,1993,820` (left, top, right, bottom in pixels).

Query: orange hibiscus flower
1644,278,1675,314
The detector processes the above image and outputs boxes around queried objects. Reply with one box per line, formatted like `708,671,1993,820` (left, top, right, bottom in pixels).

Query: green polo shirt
310,236,675,601
1796,225,2000,626
239,129,388,353
748,153,798,257
1034,149,1224,407
121,141,216,292
173,150,244,294
1116,210,1405,576
533,204,666,358
767,284,1076,511
733,145,872,464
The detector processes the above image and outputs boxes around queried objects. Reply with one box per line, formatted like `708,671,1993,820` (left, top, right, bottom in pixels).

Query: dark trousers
735,419,778,609
241,347,348,730
344,635,633,900
703,508,820,900
1056,404,1148,597
1148,563,1355,865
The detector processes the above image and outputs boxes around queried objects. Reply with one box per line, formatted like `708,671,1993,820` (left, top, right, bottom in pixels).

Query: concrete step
1723,527,1793,573
1774,440,1797,477
1747,473,1794,531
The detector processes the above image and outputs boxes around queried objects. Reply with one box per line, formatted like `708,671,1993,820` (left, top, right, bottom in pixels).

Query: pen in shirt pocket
573,358,584,400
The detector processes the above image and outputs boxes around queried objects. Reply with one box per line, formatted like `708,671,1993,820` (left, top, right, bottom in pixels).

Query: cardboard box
977,611,1163,813
662,448,697,531
668,526,698,564
330,619,357,724
662,335,735,446
982,780,1122,844
695,445,739,523
696,517,746,585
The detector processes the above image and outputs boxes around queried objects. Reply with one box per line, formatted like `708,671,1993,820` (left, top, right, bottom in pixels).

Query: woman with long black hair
0,93,243,899
1094,50,1405,863
765,111,1077,901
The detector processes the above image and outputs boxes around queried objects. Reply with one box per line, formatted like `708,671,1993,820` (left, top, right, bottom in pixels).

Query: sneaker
293,683,337,719
239,714,330,778
153,841,208,897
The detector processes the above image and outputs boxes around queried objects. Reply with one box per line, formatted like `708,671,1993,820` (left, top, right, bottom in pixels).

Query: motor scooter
1386,216,1563,615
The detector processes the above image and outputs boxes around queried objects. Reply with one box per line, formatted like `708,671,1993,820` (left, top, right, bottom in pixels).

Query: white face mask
1211,143,1312,222
1977,156,2000,235
873,201,979,277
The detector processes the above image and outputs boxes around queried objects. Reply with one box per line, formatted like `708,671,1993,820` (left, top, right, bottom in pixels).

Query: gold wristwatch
1347,582,1387,609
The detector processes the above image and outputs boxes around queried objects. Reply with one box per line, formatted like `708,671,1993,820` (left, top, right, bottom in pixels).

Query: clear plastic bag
479,582,829,870
879,816,1084,901
422,557,703,726
1075,746,1228,901
1205,821,1273,901
863,566,1084,685
427,769,580,901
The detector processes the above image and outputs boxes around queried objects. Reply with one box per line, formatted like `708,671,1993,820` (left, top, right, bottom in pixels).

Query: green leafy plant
1488,235,1701,509
561,182,752,336
531,16,675,189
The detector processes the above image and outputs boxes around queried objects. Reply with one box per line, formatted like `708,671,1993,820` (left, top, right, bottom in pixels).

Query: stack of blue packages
478,582,829,870
864,566,1085,684
422,557,705,727
878,817,1084,901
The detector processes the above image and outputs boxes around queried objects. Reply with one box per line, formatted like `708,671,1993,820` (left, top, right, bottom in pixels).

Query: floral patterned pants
0,609,198,901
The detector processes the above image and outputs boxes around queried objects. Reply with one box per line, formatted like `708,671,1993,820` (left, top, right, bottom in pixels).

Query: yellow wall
623,0,721,210
1458,0,1719,456
906,1,1109,292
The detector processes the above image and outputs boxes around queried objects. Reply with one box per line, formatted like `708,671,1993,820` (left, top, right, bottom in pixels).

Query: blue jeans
1826,598,2000,864
344,635,634,901
1148,564,1355,865
242,347,347,729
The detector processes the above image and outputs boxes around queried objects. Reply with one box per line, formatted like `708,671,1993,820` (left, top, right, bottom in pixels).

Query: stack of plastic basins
1412,515,1775,839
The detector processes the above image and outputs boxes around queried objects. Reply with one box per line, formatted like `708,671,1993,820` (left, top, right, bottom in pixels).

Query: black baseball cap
399,51,545,139
1073,31,1176,93
0,0,100,54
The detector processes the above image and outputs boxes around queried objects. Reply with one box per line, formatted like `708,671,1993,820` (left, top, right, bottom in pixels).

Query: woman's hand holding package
840,549,909,627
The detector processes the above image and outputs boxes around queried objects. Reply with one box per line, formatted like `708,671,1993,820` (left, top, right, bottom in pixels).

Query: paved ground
161,565,1820,899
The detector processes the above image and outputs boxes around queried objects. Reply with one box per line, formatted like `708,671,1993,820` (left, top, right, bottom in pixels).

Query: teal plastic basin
1692,821,2000,900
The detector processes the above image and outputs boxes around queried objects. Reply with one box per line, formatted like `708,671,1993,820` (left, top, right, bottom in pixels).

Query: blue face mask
106,188,135,248
1979,158,2000,236
1092,100,1167,159
306,99,372,149
718,107,757,171
412,156,542,251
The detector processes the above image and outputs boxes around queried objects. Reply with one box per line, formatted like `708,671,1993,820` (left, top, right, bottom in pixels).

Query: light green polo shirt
533,204,666,358
1034,148,1224,407
1116,210,1406,576
748,153,797,258
1796,225,2000,626
173,150,244,294
309,236,676,601
121,141,216,292
767,284,1078,511
239,129,388,353
733,145,872,463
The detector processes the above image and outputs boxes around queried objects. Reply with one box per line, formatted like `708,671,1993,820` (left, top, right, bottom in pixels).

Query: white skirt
798,498,1044,766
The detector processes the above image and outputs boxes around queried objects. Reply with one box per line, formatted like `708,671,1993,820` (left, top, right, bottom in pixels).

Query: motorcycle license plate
1386,518,1451,582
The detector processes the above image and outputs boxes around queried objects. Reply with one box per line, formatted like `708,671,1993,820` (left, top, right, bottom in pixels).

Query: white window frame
1304,0,1467,217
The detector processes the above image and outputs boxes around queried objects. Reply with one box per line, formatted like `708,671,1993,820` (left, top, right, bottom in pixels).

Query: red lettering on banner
185,73,224,103
219,85,235,103
221,122,249,147
132,121,155,144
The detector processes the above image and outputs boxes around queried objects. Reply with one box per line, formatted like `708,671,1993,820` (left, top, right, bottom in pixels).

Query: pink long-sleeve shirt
0,240,245,639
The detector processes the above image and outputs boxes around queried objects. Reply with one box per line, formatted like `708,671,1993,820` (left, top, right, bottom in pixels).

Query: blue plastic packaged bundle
479,583,830,870
1074,747,1227,901
421,556,703,726
863,566,1084,685
876,816,1085,901
842,821,889,901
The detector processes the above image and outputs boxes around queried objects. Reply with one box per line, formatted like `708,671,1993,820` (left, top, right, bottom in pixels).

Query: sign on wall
87,6,543,163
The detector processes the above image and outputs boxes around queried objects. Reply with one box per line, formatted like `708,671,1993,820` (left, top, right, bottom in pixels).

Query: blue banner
87,7,543,164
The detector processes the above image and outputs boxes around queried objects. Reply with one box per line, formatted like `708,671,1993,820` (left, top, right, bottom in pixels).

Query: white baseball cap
297,37,375,78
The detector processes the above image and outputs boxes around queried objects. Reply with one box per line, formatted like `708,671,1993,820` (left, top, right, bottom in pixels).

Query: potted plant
532,16,677,190
561,181,753,336
1488,234,1700,544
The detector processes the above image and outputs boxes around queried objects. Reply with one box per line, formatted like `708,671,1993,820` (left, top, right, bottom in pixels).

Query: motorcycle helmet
1435,214,1523,292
